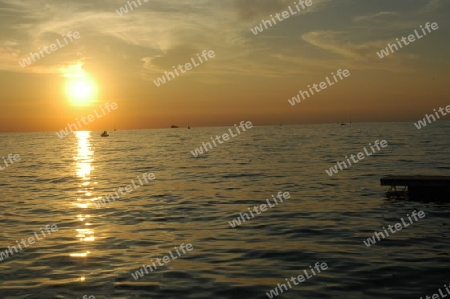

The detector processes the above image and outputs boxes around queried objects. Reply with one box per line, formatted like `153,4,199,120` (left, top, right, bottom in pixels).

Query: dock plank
380,175,450,187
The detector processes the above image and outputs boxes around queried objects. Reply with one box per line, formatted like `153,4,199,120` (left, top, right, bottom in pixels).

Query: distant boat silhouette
170,125,179,128
101,130,109,137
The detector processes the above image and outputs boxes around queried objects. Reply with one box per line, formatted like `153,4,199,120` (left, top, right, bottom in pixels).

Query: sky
0,0,449,132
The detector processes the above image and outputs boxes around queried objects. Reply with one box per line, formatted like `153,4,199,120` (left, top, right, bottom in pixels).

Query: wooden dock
380,175,450,200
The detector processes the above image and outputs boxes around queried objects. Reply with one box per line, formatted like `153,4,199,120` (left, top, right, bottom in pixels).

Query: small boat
170,125,179,128
101,130,109,137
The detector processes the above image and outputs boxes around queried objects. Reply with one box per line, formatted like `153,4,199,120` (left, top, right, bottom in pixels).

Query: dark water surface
0,122,449,299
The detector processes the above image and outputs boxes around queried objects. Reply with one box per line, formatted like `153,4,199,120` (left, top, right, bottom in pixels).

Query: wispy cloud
301,30,417,72
0,0,447,80
419,0,443,13
233,0,333,22
353,11,399,23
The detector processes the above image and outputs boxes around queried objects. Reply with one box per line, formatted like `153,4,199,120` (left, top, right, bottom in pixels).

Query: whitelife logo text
18,31,81,67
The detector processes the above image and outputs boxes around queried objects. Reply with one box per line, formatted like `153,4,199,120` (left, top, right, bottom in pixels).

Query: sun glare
64,65,98,106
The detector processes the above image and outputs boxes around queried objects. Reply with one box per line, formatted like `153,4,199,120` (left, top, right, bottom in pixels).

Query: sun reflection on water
71,131,96,281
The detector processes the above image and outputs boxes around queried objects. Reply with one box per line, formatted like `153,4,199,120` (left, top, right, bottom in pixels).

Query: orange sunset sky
0,0,449,132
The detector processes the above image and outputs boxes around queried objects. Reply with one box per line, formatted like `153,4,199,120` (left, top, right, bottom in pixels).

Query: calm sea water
0,122,450,299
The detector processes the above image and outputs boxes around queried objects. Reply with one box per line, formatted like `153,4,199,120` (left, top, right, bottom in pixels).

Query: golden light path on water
71,131,97,282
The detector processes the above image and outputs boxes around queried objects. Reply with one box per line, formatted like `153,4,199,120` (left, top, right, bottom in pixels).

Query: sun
66,78,97,106
63,65,98,106
71,80,92,98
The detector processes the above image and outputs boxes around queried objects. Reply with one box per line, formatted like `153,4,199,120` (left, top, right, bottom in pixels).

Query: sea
0,122,449,299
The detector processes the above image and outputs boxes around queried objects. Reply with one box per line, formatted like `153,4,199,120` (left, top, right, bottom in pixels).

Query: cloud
1,0,240,75
301,30,417,72
232,0,293,20
302,31,385,60
142,45,200,71
353,11,399,23
0,0,443,79
419,0,443,13
232,0,333,21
